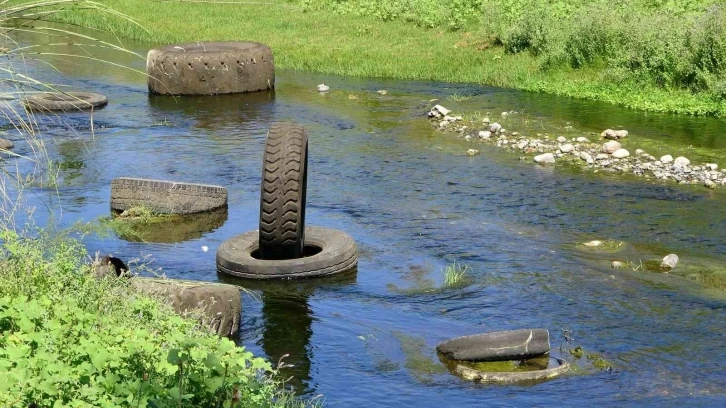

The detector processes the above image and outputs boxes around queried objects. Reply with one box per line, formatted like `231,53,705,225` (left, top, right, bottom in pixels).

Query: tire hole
251,244,322,260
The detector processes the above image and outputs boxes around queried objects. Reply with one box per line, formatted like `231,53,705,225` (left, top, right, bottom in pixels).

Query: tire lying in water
23,92,108,112
146,41,274,95
216,226,357,279
258,122,308,260
111,177,228,215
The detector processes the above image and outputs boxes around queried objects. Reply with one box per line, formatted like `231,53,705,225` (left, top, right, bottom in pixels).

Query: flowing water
4,26,726,407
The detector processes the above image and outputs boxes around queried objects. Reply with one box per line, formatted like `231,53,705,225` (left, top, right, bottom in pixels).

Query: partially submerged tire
216,226,357,279
147,41,274,95
23,92,108,112
436,329,551,362
453,357,570,384
258,122,308,260
111,177,227,215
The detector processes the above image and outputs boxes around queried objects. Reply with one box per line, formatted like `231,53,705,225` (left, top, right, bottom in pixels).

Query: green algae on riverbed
104,206,228,243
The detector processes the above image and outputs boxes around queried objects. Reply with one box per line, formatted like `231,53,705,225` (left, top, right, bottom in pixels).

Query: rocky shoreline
428,105,726,189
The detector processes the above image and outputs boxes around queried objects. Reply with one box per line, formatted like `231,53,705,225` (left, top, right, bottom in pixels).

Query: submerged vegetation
49,0,726,115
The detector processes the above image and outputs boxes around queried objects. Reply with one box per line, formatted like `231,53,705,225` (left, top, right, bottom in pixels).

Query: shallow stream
4,26,726,407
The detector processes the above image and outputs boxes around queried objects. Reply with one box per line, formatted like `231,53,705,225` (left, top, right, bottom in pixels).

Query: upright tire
259,123,308,260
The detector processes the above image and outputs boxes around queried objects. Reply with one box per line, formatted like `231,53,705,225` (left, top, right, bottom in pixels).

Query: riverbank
428,104,726,189
49,0,726,116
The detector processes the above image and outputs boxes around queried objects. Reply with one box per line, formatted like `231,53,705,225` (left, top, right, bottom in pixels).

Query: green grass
442,262,470,288
38,0,726,116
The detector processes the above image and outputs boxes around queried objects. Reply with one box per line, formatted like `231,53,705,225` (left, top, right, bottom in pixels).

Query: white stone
466,149,480,156
704,179,716,189
635,149,644,155
612,149,630,159
583,240,603,247
433,104,450,116
479,130,492,139
557,136,567,143
464,135,472,141
611,261,625,268
600,129,617,139
576,137,590,143
501,111,509,117
602,141,621,154
489,122,502,133
580,152,594,164
660,254,679,270
706,163,718,171
673,156,690,167
517,141,528,150
377,89,388,95
596,153,609,160
560,143,575,153
482,117,490,124
660,155,673,164
534,153,555,164
317,84,330,92
615,130,629,138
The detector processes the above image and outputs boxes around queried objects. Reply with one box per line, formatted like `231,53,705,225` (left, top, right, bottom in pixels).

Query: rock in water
602,141,621,154
673,156,690,167
317,83,330,92
611,261,625,268
0,138,13,150
534,153,555,164
478,130,492,139
615,130,628,139
660,155,674,164
433,104,450,116
580,152,594,164
660,254,679,271
601,129,617,139
489,122,502,133
560,143,575,153
612,149,630,159
466,149,480,156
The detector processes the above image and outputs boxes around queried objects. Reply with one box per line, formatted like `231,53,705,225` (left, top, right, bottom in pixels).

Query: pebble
560,143,575,153
534,153,555,164
635,149,644,155
317,84,330,92
0,138,13,150
489,122,502,133
466,149,480,156
611,261,625,268
557,136,567,143
612,149,630,159
673,156,690,167
576,137,590,143
479,130,492,139
660,155,674,164
602,141,621,154
660,254,679,271
377,90,388,95
580,152,594,164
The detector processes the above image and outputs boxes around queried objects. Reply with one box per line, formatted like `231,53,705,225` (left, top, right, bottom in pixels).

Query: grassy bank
0,228,309,407
46,0,726,115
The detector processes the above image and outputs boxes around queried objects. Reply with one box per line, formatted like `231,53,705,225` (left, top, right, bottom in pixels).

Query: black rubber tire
258,122,308,260
436,329,551,362
111,177,228,215
216,226,357,280
23,92,108,112
453,357,570,384
147,41,274,95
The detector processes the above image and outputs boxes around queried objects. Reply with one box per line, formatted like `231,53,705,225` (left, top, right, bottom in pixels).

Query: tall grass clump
442,261,470,289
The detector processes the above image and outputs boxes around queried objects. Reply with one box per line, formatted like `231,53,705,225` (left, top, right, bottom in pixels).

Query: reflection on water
8,23,726,407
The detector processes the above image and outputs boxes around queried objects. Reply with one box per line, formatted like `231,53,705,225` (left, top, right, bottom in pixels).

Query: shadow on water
148,91,276,131
219,271,357,395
